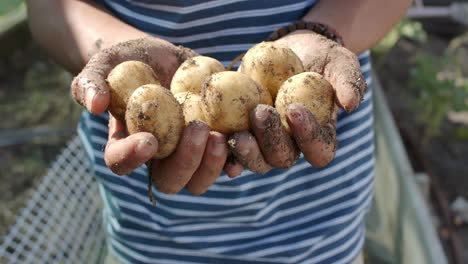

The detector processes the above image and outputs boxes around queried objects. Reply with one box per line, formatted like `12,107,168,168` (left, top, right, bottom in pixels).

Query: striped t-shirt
78,1,375,263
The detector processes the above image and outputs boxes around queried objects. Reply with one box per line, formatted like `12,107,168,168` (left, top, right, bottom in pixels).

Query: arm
230,0,413,173
303,0,413,54
26,0,228,196
27,0,148,73
27,0,183,112
26,0,172,73
276,0,413,111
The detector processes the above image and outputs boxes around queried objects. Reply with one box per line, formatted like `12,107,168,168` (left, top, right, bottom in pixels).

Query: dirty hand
72,38,229,195
226,31,367,176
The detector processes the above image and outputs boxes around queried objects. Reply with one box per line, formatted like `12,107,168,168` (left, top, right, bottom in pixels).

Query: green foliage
455,127,468,140
372,19,427,56
0,0,23,16
410,54,468,141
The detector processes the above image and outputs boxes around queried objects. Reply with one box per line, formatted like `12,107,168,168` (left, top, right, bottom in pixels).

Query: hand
106,116,228,196
72,38,229,196
227,32,367,175
71,38,195,114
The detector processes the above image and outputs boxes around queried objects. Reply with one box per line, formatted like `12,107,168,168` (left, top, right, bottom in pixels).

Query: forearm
26,0,172,74
303,0,412,54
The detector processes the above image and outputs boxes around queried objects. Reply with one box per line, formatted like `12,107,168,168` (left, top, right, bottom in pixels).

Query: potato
107,61,159,120
171,56,225,94
240,41,304,100
173,92,206,124
275,72,334,134
126,84,184,159
258,81,274,106
202,71,271,134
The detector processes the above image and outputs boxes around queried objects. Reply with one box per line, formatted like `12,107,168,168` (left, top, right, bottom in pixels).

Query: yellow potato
107,61,159,120
126,84,184,159
275,72,334,134
240,41,304,100
258,81,273,106
201,71,270,134
171,56,225,94
173,92,206,124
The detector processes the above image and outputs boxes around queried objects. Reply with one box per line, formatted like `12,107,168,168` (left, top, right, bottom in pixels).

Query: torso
79,1,374,263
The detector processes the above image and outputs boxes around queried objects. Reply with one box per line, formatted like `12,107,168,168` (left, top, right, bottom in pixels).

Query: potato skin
126,84,184,159
173,92,207,124
107,61,159,120
258,82,273,106
171,56,225,94
275,72,334,134
201,71,268,134
240,41,304,100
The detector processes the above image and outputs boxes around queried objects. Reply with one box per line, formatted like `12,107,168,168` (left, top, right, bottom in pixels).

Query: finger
250,104,299,169
185,132,228,195
104,115,158,175
151,120,210,194
228,131,272,174
71,49,122,115
286,104,338,168
71,38,183,114
223,154,244,178
324,46,367,112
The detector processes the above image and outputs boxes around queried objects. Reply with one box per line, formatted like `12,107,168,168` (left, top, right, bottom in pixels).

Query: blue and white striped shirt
78,1,374,263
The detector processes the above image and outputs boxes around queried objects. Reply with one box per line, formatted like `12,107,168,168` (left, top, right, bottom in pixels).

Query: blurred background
0,0,467,263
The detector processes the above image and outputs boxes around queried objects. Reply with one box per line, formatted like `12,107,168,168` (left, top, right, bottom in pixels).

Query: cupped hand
71,38,195,114
228,31,367,175
73,38,228,196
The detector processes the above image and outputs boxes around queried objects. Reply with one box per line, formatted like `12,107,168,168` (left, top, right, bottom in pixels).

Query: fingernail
211,141,226,157
239,147,250,156
85,87,97,111
136,139,156,158
255,108,269,129
191,127,208,146
288,104,304,123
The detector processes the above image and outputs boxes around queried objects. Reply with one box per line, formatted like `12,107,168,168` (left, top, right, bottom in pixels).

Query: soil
375,33,468,264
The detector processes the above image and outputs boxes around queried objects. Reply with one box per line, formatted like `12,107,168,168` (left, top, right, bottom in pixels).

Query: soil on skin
375,34,468,264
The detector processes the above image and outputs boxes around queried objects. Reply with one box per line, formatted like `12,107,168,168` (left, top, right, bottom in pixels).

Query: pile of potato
108,41,334,156
107,41,334,173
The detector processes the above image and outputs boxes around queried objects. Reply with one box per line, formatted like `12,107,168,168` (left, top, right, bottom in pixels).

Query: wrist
267,21,344,46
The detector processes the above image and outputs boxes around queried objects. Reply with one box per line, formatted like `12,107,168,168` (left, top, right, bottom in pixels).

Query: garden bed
376,32,468,264
0,10,82,238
